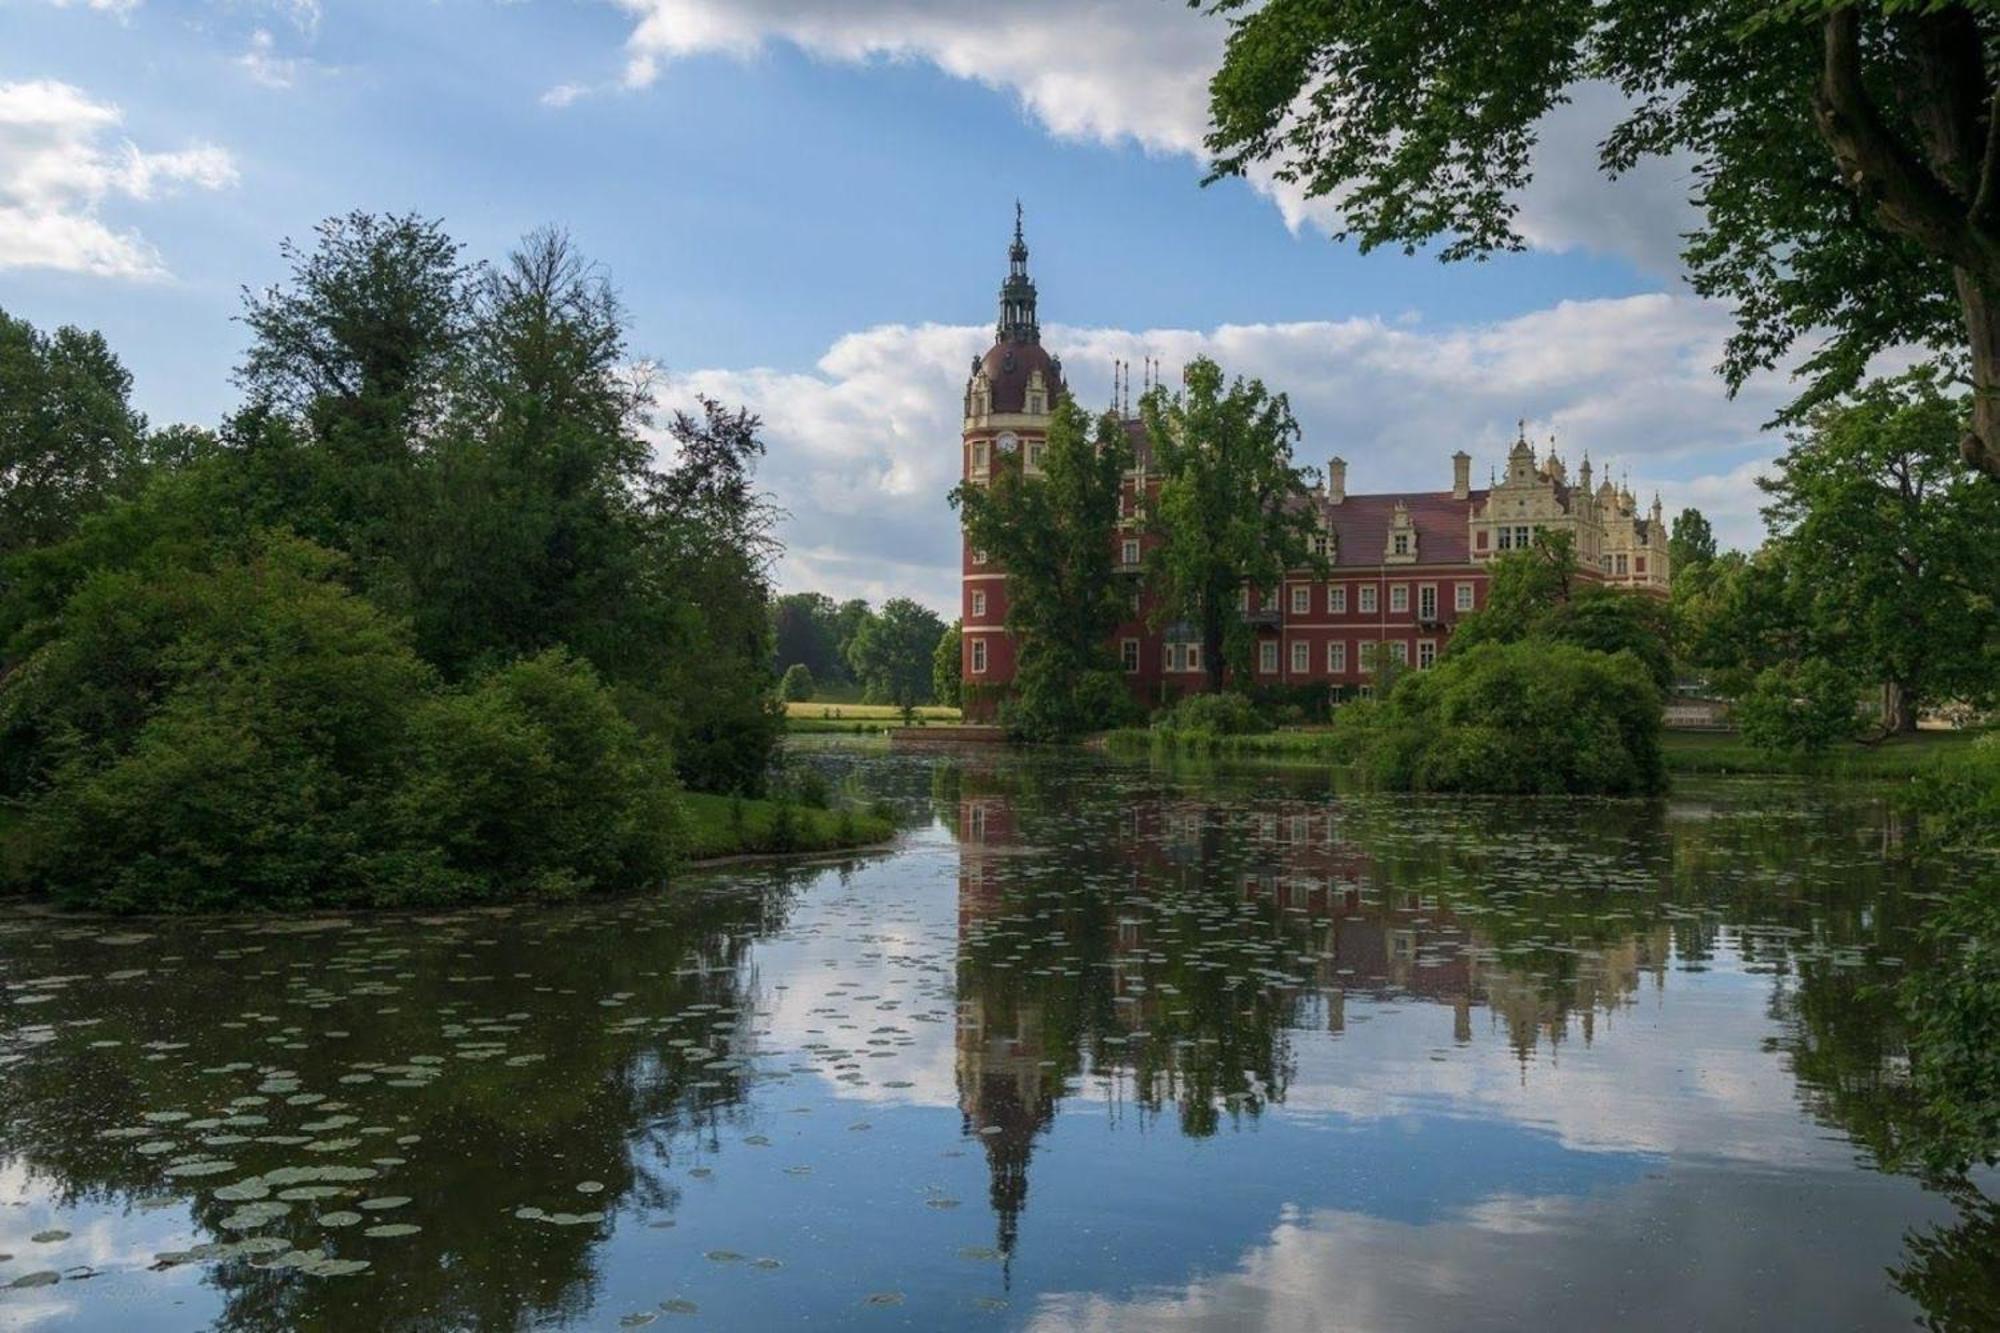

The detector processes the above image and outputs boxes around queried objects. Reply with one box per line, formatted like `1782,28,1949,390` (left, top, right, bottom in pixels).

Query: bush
1735,659,1862,754
779,663,816,702
1000,663,1143,741
5,542,684,911
1904,878,2000,1174
1358,640,1666,795
1153,691,1270,737
1911,733,2000,850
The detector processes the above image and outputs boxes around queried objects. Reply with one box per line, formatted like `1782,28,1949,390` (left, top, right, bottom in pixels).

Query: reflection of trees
0,867,819,1331
941,752,1995,1324
1890,1188,2000,1333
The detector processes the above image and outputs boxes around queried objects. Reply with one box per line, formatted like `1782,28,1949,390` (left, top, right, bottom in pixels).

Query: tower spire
998,203,1039,345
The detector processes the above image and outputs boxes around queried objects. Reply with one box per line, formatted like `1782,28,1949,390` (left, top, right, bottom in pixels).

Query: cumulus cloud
38,0,142,14
0,79,237,279
596,0,1692,273
667,296,1783,612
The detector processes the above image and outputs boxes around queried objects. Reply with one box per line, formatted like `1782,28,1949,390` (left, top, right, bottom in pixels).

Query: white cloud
236,28,302,89
0,79,237,279
37,0,141,14
598,1,1691,273
668,296,1783,613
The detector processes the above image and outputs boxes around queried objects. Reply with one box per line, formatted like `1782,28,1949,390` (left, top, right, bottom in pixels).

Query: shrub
1735,659,1862,754
1360,640,1666,795
1153,691,1270,737
1911,733,2000,850
1001,664,1142,741
779,663,815,702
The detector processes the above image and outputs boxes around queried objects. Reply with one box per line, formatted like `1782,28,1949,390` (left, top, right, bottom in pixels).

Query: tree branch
1812,7,2000,287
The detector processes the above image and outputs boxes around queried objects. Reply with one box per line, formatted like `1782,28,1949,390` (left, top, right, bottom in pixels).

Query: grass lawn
679,791,895,861
783,701,960,734
1660,728,1985,778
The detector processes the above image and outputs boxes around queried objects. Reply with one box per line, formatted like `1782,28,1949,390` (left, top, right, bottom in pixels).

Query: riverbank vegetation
0,215,804,911
680,791,894,860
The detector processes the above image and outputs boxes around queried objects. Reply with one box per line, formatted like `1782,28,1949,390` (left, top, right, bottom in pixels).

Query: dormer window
1392,533,1410,556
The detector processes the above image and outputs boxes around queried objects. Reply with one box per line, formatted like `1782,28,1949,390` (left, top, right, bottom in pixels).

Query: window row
1117,638,1439,676
1250,582,1477,617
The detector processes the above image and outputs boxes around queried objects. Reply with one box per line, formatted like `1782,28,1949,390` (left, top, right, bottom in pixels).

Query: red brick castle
958,214,1670,721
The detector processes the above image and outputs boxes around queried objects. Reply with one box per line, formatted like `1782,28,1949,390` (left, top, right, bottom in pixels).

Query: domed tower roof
967,204,1064,415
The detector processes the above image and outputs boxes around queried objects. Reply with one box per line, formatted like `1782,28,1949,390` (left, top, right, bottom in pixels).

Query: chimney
1327,456,1347,505
1451,450,1471,501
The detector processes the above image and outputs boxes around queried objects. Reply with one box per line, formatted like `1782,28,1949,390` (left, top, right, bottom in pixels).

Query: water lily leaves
7,1271,60,1289
30,1230,69,1244
362,1223,421,1238
319,1212,364,1229
163,1159,235,1178
357,1196,410,1211
659,1298,699,1316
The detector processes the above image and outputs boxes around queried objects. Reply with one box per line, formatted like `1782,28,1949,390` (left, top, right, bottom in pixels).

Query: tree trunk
1882,679,1921,733
1956,270,2000,474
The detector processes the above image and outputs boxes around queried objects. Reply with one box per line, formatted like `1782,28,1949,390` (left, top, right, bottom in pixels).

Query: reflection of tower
954,791,1056,1268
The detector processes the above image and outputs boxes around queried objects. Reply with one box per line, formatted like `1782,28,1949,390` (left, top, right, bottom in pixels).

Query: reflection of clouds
1025,1168,1951,1332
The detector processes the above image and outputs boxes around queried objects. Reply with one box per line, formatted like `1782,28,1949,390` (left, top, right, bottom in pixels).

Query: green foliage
1141,357,1325,691
766,798,798,853
1669,507,1717,573
1760,371,2000,731
846,597,946,716
1353,640,1667,795
1152,691,1270,737
1452,530,1673,692
1912,734,2000,850
772,591,852,685
1734,660,1863,755
953,396,1133,735
779,663,816,702
1,542,681,912
1904,878,2000,1175
1197,0,2000,477
676,791,892,860
0,306,146,564
1001,666,1143,743
932,620,962,709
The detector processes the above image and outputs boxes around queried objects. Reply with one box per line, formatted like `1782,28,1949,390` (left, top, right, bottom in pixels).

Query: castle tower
961,205,1064,720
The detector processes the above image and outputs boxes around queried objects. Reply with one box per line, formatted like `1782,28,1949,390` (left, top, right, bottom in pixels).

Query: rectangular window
972,442,989,470
1636,556,1648,574
1418,640,1437,669
971,590,987,618
1359,586,1378,614
1497,527,1513,551
1390,585,1409,614
1121,538,1140,566
1290,585,1310,614
1121,639,1140,674
1418,585,1437,620
1392,533,1410,556
1455,583,1475,612
973,548,988,566
1311,534,1327,559
1329,585,1348,614
1186,644,1201,673
1477,529,1490,551
1359,641,1377,670
1164,643,1181,673
1290,640,1309,673
1327,640,1347,674
1390,641,1409,666
1259,641,1279,674
1616,553,1629,575
1515,525,1531,548
971,638,988,674
1237,586,1250,612
1026,441,1044,470
1358,683,1375,701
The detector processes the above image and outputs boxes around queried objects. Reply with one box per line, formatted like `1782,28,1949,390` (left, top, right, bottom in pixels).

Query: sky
5,0,1797,614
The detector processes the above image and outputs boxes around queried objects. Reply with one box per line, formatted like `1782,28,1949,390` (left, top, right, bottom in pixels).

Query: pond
0,741,1993,1331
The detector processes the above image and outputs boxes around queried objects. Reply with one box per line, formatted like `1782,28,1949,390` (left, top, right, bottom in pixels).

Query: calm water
0,742,1994,1332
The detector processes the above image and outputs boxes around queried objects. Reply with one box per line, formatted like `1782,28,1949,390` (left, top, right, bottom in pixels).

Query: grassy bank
1659,729,1984,778
783,701,961,735
680,792,895,861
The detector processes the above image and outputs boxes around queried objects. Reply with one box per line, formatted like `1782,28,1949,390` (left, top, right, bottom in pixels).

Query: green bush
1904,877,2000,1174
1153,691,1270,737
1911,734,2000,850
1735,659,1862,754
5,541,683,911
1000,663,1143,741
779,663,815,702
1359,640,1666,795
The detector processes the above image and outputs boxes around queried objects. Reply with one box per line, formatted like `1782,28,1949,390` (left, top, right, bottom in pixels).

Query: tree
1452,530,1674,692
847,598,946,720
1141,357,1324,692
1735,659,1864,754
1760,370,2000,730
831,598,875,674
1669,508,1718,573
1198,1,2000,478
932,621,961,709
772,591,846,683
1360,640,1668,796
952,397,1132,736
779,663,816,702
0,307,145,564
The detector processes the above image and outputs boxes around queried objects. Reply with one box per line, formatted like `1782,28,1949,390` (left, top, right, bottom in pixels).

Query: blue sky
4,0,1787,612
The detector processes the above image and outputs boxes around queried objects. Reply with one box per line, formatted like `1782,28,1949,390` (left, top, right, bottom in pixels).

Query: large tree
772,591,848,684
953,396,1132,730
1141,357,1324,691
1669,508,1718,573
1198,0,2000,478
847,597,947,718
1761,369,2000,730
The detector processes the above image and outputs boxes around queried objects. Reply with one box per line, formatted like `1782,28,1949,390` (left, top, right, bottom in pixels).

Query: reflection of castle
949,783,1672,1261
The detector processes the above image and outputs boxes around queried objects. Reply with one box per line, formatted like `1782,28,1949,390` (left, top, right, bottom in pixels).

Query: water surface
0,743,1992,1330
